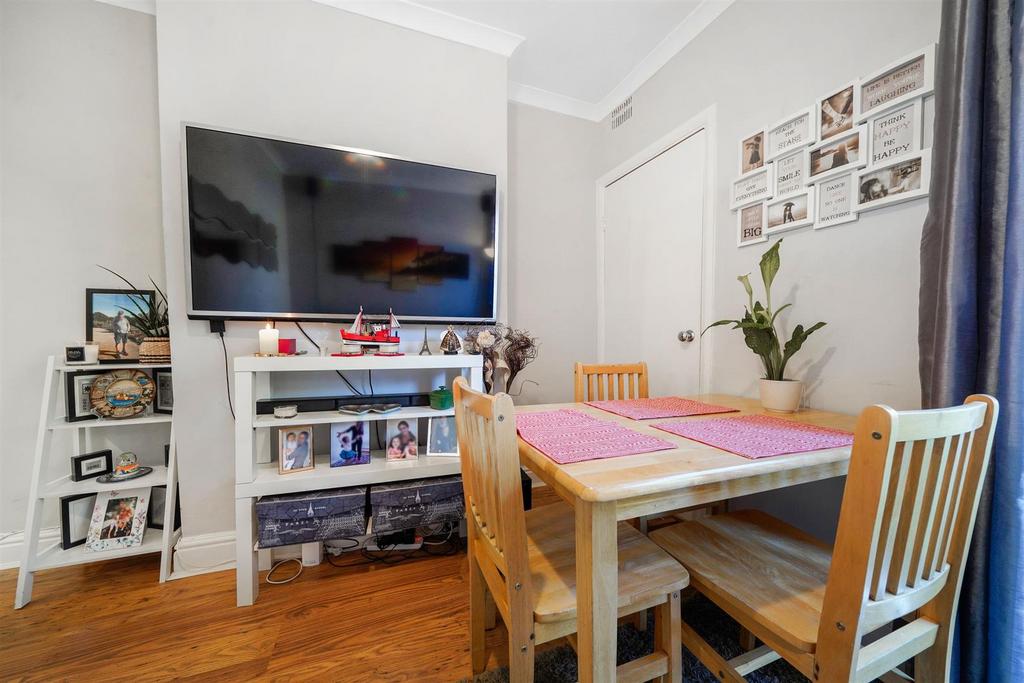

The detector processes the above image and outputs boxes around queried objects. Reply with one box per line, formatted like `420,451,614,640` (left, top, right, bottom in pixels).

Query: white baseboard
0,527,61,570
169,530,236,579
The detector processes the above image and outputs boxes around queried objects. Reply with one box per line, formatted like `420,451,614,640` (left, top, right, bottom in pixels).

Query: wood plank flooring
0,487,564,682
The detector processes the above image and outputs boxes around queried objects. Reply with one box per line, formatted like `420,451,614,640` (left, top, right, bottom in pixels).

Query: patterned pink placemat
652,414,854,459
586,397,739,420
517,409,675,464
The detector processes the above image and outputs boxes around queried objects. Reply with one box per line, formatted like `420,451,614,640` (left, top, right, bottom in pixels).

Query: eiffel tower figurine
418,327,432,355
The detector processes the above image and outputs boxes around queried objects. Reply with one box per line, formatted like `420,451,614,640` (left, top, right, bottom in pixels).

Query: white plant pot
759,379,803,413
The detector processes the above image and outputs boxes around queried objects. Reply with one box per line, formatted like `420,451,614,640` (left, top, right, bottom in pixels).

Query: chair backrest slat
574,362,649,402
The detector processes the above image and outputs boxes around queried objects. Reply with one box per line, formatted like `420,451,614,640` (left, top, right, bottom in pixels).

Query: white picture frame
814,173,858,229
765,187,816,235
868,99,923,166
855,149,932,212
858,44,936,121
765,107,817,160
773,149,809,197
738,128,766,176
86,487,150,551
730,164,774,210
736,202,767,247
817,80,861,142
427,416,459,457
808,125,868,183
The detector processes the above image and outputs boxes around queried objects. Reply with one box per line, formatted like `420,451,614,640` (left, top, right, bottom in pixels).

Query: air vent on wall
610,96,633,130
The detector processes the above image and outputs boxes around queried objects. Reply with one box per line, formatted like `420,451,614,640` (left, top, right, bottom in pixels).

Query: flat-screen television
183,125,498,323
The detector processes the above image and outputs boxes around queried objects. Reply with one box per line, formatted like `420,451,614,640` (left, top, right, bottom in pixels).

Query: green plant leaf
737,274,754,311
701,319,739,335
759,239,782,294
778,321,827,379
769,303,792,327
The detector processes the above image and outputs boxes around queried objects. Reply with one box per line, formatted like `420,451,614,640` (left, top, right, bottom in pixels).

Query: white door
600,130,706,396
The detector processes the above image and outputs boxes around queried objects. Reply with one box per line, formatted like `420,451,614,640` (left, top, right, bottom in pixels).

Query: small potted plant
703,240,825,413
100,266,171,365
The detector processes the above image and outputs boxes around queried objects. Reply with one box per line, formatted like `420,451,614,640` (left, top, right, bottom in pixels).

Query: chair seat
525,503,689,624
649,509,832,653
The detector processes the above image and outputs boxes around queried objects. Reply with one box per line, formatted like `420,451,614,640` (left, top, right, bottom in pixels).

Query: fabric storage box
256,486,367,549
370,476,464,534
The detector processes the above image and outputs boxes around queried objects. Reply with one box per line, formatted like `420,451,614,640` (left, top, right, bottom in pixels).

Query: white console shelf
233,353,483,607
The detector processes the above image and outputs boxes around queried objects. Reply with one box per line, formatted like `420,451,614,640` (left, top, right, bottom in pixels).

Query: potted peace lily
703,240,826,413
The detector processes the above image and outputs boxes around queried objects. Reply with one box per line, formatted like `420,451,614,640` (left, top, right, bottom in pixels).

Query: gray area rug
460,594,809,682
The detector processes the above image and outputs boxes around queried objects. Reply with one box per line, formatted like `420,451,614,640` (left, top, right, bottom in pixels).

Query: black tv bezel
181,123,500,325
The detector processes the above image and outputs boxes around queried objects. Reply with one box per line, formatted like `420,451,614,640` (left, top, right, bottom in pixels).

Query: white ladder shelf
14,356,180,609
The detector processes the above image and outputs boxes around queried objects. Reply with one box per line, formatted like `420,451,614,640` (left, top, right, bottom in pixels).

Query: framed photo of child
279,426,314,474
385,418,419,460
330,421,370,467
427,416,459,457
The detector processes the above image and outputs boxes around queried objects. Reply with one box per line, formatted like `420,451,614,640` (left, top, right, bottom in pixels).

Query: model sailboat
340,307,401,345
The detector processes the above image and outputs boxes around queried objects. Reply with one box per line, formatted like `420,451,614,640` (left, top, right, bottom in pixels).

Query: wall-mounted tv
183,124,498,323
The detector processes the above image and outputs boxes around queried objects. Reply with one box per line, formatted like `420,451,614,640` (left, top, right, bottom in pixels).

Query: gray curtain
919,0,1023,680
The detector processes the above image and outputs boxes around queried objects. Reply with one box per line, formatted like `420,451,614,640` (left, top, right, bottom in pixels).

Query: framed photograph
71,449,113,482
765,107,816,160
868,100,922,166
859,44,935,121
86,488,150,551
814,174,858,229
427,416,459,456
808,125,867,183
765,188,816,235
738,129,765,175
153,368,173,414
86,289,155,364
60,493,97,550
817,81,860,141
148,485,181,531
330,421,371,467
855,149,932,212
773,149,809,197
278,426,314,473
385,418,419,460
730,165,773,210
64,370,102,422
737,203,767,248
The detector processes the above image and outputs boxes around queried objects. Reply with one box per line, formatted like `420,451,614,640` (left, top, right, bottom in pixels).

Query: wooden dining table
516,393,858,683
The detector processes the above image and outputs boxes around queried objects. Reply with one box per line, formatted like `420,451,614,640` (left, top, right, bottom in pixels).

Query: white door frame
595,104,718,394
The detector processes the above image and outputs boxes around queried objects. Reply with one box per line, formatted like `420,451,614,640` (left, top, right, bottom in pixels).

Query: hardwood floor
0,487,563,682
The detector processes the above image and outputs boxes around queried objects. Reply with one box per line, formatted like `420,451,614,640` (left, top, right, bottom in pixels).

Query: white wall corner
169,531,236,579
509,82,603,122
312,0,525,57
0,527,60,570
93,0,156,16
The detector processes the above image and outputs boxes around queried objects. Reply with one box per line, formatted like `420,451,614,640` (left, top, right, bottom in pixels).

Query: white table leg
236,497,258,607
576,498,618,682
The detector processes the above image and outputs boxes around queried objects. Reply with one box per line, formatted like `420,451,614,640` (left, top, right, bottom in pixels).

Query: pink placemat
652,414,854,459
586,397,739,420
517,409,675,464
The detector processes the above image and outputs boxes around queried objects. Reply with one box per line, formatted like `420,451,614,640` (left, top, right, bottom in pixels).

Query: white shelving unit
14,356,180,609
234,353,483,607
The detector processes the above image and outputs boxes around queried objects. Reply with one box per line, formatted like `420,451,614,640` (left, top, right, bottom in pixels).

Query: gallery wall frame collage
732,44,935,247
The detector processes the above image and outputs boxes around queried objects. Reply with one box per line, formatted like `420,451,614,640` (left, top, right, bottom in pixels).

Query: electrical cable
219,331,235,420
266,558,303,584
367,369,374,397
294,322,363,395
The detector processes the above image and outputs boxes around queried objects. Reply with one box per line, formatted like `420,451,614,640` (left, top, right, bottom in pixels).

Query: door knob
678,330,695,343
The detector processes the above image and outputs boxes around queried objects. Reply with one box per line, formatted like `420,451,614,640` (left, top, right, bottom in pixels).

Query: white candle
258,325,279,355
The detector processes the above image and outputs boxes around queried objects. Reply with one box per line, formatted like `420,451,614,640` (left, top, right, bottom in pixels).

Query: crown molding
508,82,603,122
313,0,525,57
94,0,156,16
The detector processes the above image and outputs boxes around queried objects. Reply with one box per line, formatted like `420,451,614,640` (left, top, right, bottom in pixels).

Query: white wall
595,0,940,540
154,0,508,548
508,102,601,405
0,1,164,536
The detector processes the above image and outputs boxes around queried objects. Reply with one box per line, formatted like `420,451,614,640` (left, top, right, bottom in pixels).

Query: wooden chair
574,362,649,402
649,395,998,682
452,376,689,682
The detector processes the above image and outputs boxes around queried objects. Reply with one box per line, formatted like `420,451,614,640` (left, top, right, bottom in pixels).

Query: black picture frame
71,449,113,482
60,493,97,549
148,486,181,531
85,288,156,364
64,370,103,422
153,368,173,414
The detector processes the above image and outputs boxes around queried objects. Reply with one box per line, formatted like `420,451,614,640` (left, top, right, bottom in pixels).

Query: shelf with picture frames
232,352,483,607
13,356,180,609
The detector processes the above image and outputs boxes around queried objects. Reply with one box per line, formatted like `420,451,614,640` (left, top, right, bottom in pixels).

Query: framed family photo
765,188,816,235
736,202,767,248
427,416,459,456
814,173,858,229
868,100,922,166
730,165,773,210
738,130,765,175
808,125,867,183
859,44,935,121
765,107,816,160
153,368,173,414
85,288,155,364
385,418,419,460
855,149,932,212
817,81,860,141
86,488,150,551
279,426,314,473
330,421,370,467
773,149,808,197
64,369,102,422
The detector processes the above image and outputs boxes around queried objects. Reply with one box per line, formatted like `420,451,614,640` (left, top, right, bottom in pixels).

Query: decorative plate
89,370,155,419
